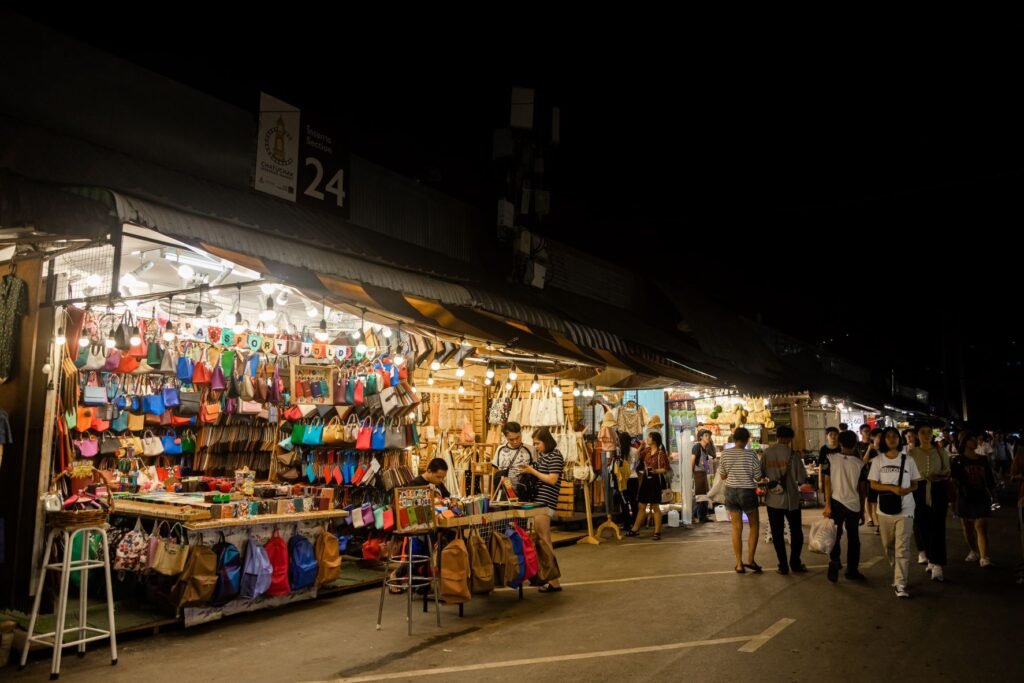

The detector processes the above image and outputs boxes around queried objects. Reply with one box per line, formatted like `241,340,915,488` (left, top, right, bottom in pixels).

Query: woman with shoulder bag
626,432,670,540
519,427,563,593
869,427,923,599
952,432,998,568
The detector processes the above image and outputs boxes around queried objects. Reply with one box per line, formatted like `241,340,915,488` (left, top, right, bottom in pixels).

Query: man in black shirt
410,458,451,499
856,424,871,459
818,427,841,466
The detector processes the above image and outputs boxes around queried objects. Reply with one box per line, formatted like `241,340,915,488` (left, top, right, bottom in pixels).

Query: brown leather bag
467,530,494,595
530,531,561,583
440,537,472,604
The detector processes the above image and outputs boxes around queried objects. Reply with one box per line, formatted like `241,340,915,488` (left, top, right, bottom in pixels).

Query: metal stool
20,525,118,680
376,532,440,635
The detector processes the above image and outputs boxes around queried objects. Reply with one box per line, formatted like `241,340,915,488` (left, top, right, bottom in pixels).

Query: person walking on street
863,428,884,531
952,432,997,568
719,428,764,574
822,430,868,582
910,424,952,582
692,429,716,523
626,432,671,540
869,427,923,599
763,426,808,575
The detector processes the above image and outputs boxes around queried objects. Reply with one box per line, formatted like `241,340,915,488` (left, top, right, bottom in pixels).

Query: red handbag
356,418,372,450
284,405,303,422
192,361,210,385
382,508,395,532
362,535,383,561
353,379,365,407
117,353,140,374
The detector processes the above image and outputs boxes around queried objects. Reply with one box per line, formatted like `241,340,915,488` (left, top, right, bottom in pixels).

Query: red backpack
514,526,539,582
264,531,291,597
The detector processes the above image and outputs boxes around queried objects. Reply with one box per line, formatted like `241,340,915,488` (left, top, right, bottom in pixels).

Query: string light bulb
553,385,562,397
163,319,176,343
259,295,275,322
54,328,66,346
427,373,435,386
233,285,246,334
458,380,466,394
430,358,441,372
530,373,540,393
355,339,368,355
455,358,465,377
485,363,495,379
78,336,90,348
573,383,581,397
394,354,405,366
484,377,492,386
509,366,518,381
505,380,513,390
382,327,392,339
177,264,194,280
129,326,141,347
315,298,330,342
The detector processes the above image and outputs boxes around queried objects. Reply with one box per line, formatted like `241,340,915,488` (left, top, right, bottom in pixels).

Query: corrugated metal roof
466,288,568,333
562,321,628,355
114,192,475,307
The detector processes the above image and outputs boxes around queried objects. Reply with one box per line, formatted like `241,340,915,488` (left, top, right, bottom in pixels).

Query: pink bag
103,348,122,372
74,435,99,458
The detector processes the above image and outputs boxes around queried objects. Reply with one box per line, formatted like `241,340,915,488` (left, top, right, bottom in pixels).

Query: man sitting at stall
411,458,451,500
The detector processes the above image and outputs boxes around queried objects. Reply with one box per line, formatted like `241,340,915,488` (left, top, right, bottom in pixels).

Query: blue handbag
371,418,386,450
106,375,121,402
162,385,181,408
304,418,324,447
143,393,165,416
161,430,183,455
176,354,194,383
111,409,129,433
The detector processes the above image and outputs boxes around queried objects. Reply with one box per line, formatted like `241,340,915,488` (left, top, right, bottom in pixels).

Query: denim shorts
725,487,759,513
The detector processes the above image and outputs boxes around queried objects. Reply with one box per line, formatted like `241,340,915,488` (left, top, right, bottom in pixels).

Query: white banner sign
254,92,300,201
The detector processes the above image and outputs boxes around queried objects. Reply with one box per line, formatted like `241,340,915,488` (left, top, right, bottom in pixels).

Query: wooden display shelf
435,507,546,528
184,508,348,530
113,499,213,522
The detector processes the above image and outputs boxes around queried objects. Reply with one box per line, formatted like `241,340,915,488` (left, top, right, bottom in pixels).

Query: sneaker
895,585,911,599
980,557,992,568
931,565,944,582
965,551,980,562
827,562,839,583
918,552,928,565
925,563,935,574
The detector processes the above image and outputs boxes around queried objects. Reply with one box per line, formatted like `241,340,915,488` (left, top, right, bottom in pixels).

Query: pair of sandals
734,562,763,574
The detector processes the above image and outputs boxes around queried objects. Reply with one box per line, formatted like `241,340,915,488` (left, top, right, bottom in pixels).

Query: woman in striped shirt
520,427,564,593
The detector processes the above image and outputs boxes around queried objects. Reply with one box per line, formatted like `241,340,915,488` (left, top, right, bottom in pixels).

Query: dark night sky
14,10,1024,425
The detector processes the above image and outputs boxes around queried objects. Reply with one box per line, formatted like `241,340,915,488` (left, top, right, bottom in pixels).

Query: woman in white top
869,427,923,599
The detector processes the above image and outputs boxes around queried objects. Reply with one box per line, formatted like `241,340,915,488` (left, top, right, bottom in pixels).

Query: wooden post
576,482,600,545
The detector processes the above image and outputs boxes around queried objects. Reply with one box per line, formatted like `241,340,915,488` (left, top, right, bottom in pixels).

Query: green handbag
364,373,378,396
147,339,163,367
181,430,196,454
291,421,306,446
221,349,235,375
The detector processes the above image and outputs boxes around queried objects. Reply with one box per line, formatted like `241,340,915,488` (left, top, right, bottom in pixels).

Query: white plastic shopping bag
809,518,837,554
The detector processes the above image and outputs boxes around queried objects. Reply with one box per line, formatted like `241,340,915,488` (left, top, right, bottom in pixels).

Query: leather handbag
162,383,181,409
82,372,107,406
179,391,201,416
159,344,177,375
146,335,162,367
353,378,364,406
161,430,183,455
142,430,165,456
333,372,349,406
143,392,164,416
177,352,194,383
192,360,211,386
82,344,107,371
239,399,262,415
385,419,406,450
291,421,306,446
371,418,386,450
128,411,146,432
103,347,121,372
356,418,372,450
117,352,140,374
74,434,99,458
112,409,129,433
380,386,401,417
200,396,222,425
100,431,120,456
304,417,324,446
268,363,282,404
210,365,227,391
324,417,345,445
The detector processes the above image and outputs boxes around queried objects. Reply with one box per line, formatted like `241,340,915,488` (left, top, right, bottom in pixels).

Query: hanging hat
647,414,664,430
600,412,617,428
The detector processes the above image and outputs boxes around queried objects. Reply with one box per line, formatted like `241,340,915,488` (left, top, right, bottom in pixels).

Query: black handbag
878,454,906,515
178,392,202,416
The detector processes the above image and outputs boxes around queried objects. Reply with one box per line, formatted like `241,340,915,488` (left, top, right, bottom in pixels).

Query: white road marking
304,619,796,683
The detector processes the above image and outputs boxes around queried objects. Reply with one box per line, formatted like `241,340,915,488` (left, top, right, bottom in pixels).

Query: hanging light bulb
163,319,176,343
573,383,581,397
194,301,204,321
306,302,319,319
259,282,277,296
105,331,116,349
129,326,141,347
427,373,435,386
553,385,562,397
458,380,466,394
485,362,495,379
509,366,518,381
455,359,465,378
259,295,275,322
430,358,441,372
177,263,194,280
266,322,278,334
316,320,330,343
505,380,512,390
530,373,540,393
394,354,405,366
232,285,246,334
78,336,91,348
484,377,492,386
275,289,290,306
55,327,66,346
382,326,392,339
355,339,368,354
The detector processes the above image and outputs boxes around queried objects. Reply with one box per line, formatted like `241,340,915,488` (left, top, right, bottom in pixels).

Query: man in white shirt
822,431,868,582
491,422,534,497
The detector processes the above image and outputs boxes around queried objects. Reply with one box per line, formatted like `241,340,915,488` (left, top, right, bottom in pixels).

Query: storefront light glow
430,359,441,372
509,367,518,381
78,336,90,348
129,326,141,347
458,380,466,394
355,340,367,354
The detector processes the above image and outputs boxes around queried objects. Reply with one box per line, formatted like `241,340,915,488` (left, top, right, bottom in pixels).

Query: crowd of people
713,421,1024,598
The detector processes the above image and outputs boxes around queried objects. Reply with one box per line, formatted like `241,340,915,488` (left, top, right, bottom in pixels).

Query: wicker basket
45,467,114,529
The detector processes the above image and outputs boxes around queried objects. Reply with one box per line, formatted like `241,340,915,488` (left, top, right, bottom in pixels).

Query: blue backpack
505,527,527,588
240,533,273,599
288,533,318,590
212,533,242,604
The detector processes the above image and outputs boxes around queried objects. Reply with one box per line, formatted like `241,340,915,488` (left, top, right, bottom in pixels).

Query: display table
435,506,546,529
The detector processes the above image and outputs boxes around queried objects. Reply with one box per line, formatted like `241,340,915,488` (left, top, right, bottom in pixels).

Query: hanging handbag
142,430,165,456
371,418,386,450
334,372,349,406
255,360,269,403
305,417,324,446
111,408,129,433
114,311,134,351
128,411,146,432
385,419,406,449
146,335,163,368
143,392,164,416
380,386,401,417
210,365,227,391
353,378,364,406
239,399,262,415
159,344,178,375
324,417,345,445
291,421,306,446
162,382,181,409
239,357,256,401
99,431,120,456
82,344,107,371
268,363,282,404
192,360,211,386
178,391,201,416
161,430,183,455
356,418,372,450
82,372,107,406
116,352,140,374
74,434,99,458
103,347,122,372
200,396,222,425
177,351,194,383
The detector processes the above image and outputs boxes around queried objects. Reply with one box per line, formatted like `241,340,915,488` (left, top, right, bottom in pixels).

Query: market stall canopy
0,173,117,246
